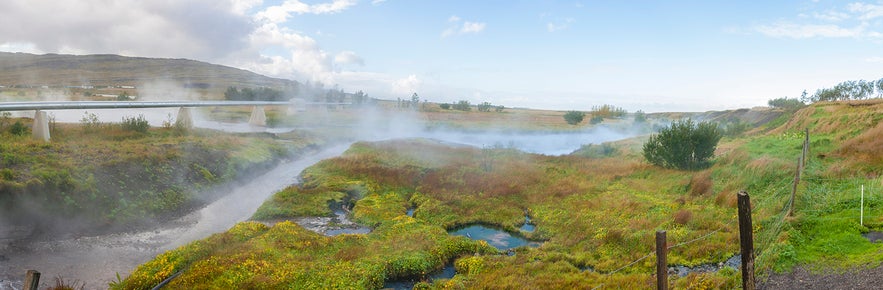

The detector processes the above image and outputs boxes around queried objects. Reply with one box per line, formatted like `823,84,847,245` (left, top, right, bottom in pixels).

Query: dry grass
689,170,714,196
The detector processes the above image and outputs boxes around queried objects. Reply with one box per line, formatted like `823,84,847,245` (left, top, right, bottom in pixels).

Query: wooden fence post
788,157,801,217
737,191,755,290
24,270,40,290
656,230,667,290
805,127,810,162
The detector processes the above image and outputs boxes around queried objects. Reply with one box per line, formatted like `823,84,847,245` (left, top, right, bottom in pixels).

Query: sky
0,0,882,112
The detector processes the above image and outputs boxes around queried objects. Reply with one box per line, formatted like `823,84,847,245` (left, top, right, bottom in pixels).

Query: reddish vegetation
689,170,714,196
673,209,693,225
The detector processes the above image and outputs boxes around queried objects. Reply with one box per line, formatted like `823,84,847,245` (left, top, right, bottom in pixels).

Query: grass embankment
753,100,883,273
0,117,311,231
118,100,883,289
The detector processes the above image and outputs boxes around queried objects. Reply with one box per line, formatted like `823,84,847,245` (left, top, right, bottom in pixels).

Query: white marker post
861,185,864,226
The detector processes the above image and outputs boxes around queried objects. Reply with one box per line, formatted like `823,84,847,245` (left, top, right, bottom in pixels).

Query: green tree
643,119,722,170
453,100,472,111
634,110,646,123
563,110,585,125
477,102,493,112
767,97,805,111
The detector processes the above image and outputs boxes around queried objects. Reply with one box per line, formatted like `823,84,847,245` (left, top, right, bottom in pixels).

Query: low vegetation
563,110,585,125
0,116,307,232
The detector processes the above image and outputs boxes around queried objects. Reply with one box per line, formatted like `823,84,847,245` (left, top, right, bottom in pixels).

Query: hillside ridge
0,52,298,90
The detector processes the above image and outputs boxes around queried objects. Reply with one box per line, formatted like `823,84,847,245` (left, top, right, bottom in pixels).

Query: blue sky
1,0,882,112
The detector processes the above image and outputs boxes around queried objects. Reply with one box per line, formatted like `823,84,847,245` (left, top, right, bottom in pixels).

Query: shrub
590,115,604,124
563,111,585,125
453,100,471,111
591,104,627,119
673,209,693,225
439,103,451,110
477,102,493,112
767,97,805,111
121,114,150,133
643,119,722,170
80,111,102,133
634,110,646,123
10,121,27,136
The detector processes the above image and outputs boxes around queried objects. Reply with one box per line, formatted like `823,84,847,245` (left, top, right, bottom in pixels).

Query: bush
10,121,27,136
439,103,451,110
634,110,646,123
643,119,722,170
768,97,805,111
563,111,585,125
121,114,150,133
591,104,627,119
80,111,102,133
477,102,493,112
453,100,472,111
590,115,604,124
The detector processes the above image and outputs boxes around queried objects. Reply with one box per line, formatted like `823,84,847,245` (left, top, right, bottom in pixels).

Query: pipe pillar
175,107,193,129
32,110,50,142
248,106,267,127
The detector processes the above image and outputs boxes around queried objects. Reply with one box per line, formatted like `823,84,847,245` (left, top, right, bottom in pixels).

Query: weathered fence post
804,127,810,164
788,157,801,217
656,230,667,290
24,270,40,290
737,191,755,290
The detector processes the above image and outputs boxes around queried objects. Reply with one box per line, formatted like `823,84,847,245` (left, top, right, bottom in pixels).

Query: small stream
668,254,741,277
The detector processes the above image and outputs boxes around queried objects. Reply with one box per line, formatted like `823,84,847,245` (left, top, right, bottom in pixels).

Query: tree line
802,78,883,103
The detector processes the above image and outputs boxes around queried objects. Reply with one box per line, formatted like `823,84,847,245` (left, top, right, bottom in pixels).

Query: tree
563,110,585,125
643,119,722,170
767,97,805,111
477,102,493,112
453,100,471,111
439,103,451,110
634,110,646,123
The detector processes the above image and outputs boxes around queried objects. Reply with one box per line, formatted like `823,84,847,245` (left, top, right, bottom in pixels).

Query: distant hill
0,52,299,90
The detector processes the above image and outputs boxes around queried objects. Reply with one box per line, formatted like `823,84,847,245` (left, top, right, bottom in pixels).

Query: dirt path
759,265,883,290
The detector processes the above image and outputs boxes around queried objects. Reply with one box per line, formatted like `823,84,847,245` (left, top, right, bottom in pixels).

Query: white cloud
391,75,421,95
755,22,863,38
0,42,43,54
231,0,263,15
461,22,486,34
848,2,883,20
255,0,356,23
441,15,486,38
0,0,253,60
334,51,365,66
754,2,883,40
866,56,883,63
812,11,850,22
546,18,575,32
371,0,387,5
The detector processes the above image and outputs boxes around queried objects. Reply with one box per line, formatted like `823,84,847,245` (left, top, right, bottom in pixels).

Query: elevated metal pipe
0,101,350,141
